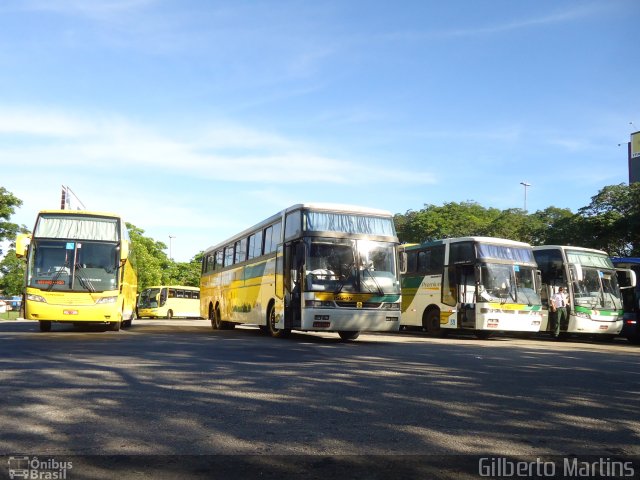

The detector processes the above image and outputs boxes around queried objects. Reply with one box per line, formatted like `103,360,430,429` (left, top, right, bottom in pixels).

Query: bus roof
203,203,395,254
532,245,608,255
403,236,533,250
37,209,123,218
611,257,640,265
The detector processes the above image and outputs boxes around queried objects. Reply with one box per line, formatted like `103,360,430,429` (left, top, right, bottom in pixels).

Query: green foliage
126,223,202,291
0,187,23,256
394,183,640,256
0,249,24,296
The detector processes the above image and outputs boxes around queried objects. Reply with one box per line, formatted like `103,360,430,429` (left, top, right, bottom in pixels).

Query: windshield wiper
362,267,384,295
74,265,96,293
47,261,69,291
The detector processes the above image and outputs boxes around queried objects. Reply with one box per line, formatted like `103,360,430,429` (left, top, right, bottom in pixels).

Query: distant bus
611,257,640,344
200,203,402,340
16,210,138,332
137,285,201,319
533,246,636,338
400,237,542,338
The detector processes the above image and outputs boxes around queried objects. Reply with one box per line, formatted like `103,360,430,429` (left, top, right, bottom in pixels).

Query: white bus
200,203,402,340
400,237,543,338
137,285,201,319
533,246,636,338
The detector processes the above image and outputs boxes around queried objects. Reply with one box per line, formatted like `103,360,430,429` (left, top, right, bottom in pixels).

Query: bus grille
335,302,382,309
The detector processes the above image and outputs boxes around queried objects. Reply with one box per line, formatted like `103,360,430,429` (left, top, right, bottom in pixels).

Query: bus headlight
95,296,118,305
305,300,334,308
27,294,47,303
575,311,590,319
382,303,400,310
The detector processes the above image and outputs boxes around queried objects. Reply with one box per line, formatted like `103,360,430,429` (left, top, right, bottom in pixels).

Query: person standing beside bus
550,286,568,338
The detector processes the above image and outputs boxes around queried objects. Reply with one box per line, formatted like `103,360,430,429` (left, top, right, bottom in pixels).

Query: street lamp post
520,182,531,213
168,235,175,260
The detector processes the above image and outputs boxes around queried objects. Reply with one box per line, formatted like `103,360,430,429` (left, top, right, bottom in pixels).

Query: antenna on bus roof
60,185,87,210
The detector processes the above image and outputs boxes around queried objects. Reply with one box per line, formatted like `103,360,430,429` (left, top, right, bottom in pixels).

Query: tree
0,187,23,256
127,223,170,291
575,183,640,256
0,250,25,296
127,223,202,291
394,201,502,243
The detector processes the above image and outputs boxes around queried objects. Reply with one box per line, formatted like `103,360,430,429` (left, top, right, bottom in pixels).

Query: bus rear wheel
338,331,360,341
210,305,222,330
39,320,52,332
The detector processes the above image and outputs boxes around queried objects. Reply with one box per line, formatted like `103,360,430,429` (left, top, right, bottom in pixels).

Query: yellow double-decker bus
200,203,402,340
137,285,201,319
16,210,138,332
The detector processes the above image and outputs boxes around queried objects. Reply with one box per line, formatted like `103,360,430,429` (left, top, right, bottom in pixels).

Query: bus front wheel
166,310,173,320
268,304,290,338
338,331,360,341
39,321,52,332
423,308,441,335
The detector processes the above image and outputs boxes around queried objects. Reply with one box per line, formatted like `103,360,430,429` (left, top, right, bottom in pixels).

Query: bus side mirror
398,251,407,275
617,268,637,289
536,270,542,294
15,233,32,258
119,241,129,261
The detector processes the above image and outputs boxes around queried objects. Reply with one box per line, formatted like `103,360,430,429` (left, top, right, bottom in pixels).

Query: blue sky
0,0,637,262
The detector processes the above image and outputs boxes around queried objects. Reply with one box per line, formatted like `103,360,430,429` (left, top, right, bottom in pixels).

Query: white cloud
0,106,436,186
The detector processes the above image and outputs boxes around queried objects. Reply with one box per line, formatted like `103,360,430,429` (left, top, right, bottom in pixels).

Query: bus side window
406,251,417,274
417,251,427,274
176,290,184,298
168,289,176,298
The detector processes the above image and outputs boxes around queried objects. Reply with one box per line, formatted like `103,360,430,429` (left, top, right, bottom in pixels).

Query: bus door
457,265,477,329
283,241,305,329
444,264,476,329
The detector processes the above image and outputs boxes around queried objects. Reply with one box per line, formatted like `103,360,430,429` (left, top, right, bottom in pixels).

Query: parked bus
200,203,402,340
137,285,201,319
533,246,636,339
400,237,542,338
611,257,640,344
15,210,138,332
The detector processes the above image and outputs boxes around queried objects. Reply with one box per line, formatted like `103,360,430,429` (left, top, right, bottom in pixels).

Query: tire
166,310,173,320
39,320,52,332
338,331,360,341
268,303,290,338
122,310,135,329
108,321,121,331
423,308,441,335
209,305,222,330
474,330,493,340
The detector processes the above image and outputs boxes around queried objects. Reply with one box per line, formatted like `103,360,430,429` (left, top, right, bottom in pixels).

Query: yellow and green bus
200,203,402,340
137,285,201,319
533,246,636,339
400,237,543,338
16,210,138,332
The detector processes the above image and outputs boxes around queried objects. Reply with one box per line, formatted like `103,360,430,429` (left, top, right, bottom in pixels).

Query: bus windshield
479,263,540,305
570,264,623,309
304,237,400,295
138,288,161,308
27,239,119,293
